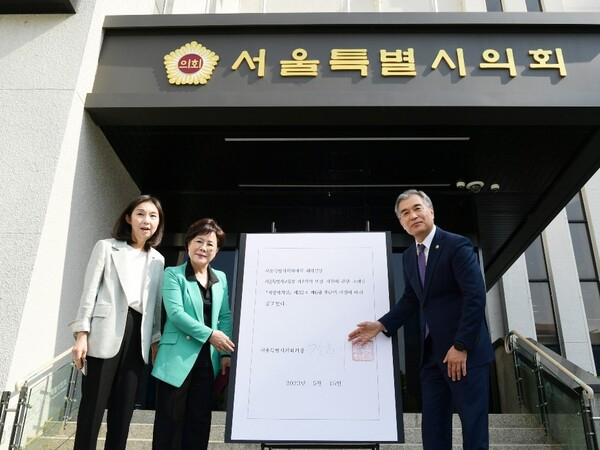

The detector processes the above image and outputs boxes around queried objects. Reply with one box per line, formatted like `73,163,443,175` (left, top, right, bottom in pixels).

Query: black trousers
420,336,490,450
152,357,215,450
73,308,144,450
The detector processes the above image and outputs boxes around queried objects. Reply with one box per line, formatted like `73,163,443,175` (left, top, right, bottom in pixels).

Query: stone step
23,411,559,450
44,410,547,427
36,422,551,446
25,443,562,450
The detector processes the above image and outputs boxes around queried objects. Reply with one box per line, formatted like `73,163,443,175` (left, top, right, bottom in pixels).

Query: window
485,0,502,12
486,0,541,12
524,236,560,350
525,0,542,12
566,194,600,348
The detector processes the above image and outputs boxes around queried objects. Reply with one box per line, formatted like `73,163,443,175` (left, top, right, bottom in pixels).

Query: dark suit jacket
379,227,494,368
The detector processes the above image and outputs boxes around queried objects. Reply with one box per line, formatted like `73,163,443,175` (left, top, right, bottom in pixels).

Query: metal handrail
505,329,595,403
5,347,76,449
9,386,31,449
14,348,72,392
505,329,598,449
0,391,10,443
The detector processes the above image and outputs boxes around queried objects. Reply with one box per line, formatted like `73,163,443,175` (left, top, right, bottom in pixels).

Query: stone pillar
543,210,596,374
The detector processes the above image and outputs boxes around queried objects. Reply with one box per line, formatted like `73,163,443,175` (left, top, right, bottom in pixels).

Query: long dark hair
112,195,165,251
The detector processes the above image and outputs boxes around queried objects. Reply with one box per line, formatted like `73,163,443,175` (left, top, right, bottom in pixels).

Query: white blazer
68,238,164,363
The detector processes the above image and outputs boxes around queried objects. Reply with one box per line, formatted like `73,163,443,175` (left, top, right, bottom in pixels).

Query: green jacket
152,262,233,388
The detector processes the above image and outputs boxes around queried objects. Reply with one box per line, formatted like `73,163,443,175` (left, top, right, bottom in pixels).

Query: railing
4,332,599,449
0,348,82,449
0,391,10,445
505,330,600,450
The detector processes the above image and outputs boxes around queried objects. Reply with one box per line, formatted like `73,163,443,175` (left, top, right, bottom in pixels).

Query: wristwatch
453,341,466,352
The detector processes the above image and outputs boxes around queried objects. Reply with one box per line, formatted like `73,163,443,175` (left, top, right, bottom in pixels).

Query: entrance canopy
85,12,600,287
0,0,77,13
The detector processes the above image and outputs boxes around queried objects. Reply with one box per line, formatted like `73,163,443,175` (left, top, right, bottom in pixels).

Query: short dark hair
112,195,165,251
184,218,226,250
394,189,433,218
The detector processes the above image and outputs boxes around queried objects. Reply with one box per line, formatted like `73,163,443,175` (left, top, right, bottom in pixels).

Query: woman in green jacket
152,218,235,450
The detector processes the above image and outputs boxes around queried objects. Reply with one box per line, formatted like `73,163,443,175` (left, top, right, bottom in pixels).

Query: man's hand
443,346,467,381
347,321,385,345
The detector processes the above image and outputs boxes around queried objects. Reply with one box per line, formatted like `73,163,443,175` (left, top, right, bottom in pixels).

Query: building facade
2,2,600,446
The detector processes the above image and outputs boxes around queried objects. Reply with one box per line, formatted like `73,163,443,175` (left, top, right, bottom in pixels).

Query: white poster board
226,232,403,443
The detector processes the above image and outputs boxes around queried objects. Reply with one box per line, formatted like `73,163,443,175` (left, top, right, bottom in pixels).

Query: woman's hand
71,332,88,369
221,355,231,374
209,330,235,353
151,342,159,364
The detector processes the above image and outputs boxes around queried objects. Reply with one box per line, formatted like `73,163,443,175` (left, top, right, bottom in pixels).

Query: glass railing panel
20,360,81,449
539,364,587,449
506,331,600,449
514,345,543,416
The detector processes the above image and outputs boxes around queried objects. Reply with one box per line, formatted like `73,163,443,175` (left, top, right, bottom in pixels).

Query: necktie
417,243,426,287
418,243,430,338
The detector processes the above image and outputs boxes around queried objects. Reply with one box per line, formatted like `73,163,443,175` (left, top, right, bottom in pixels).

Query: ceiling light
225,137,470,142
466,181,485,193
238,183,452,188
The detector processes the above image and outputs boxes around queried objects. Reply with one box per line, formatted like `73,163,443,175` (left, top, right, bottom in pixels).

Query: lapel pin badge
435,245,440,250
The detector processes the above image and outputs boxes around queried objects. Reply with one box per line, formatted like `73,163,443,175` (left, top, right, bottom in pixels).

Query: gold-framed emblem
164,41,219,85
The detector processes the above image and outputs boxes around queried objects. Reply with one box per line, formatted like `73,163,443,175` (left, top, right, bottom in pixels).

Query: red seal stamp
352,341,374,361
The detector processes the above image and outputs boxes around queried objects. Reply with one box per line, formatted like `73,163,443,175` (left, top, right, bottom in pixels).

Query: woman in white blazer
68,195,165,450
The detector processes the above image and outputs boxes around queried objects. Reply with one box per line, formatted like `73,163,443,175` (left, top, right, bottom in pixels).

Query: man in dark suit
348,189,493,450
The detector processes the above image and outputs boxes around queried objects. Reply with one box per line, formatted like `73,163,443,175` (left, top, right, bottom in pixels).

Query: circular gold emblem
164,41,219,85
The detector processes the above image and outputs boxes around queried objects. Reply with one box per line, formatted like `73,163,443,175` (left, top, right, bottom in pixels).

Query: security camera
456,181,466,189
490,183,500,192
466,181,484,193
